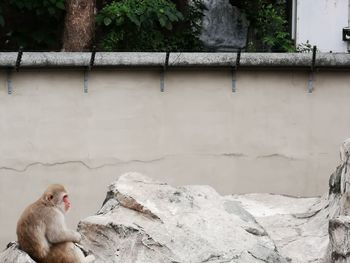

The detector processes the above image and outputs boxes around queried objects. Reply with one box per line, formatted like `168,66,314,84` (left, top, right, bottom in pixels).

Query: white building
294,0,350,53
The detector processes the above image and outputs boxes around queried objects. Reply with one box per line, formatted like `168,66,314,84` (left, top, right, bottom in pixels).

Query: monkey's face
63,194,71,212
46,191,71,213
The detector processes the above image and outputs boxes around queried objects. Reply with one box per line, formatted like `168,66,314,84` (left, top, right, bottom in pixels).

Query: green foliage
96,0,203,51
0,0,203,51
0,0,295,52
8,0,65,15
0,0,65,50
235,0,294,52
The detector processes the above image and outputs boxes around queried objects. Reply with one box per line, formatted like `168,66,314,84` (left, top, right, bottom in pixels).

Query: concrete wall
1,68,350,248
296,0,349,52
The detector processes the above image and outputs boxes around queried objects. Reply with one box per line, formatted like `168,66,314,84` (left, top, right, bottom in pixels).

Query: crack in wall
220,153,246,157
257,153,298,161
0,152,298,173
0,158,165,173
0,152,248,173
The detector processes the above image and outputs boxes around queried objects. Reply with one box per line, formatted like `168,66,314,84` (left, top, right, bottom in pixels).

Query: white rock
326,139,350,262
0,242,35,263
228,194,328,263
79,172,287,262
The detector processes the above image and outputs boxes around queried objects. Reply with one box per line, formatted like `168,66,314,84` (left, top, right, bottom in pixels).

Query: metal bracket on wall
6,68,12,95
160,52,169,92
16,47,23,72
83,47,96,93
308,46,317,93
232,49,241,92
6,47,23,95
83,70,89,93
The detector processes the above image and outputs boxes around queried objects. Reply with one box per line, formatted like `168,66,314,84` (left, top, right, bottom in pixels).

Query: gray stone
328,216,350,263
326,138,350,263
229,193,328,263
200,0,249,51
79,172,287,262
0,242,92,263
0,242,35,263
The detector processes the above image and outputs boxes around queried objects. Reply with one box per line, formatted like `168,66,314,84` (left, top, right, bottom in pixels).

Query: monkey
16,184,95,263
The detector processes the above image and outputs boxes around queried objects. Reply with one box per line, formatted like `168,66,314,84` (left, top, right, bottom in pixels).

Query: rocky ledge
3,139,350,263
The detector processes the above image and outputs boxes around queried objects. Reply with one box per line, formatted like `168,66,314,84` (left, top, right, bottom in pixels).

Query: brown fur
42,242,86,263
16,184,87,263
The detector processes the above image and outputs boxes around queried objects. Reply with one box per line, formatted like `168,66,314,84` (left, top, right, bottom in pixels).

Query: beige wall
1,68,350,248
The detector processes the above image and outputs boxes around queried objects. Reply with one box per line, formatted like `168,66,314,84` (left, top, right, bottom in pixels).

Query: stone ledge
0,52,350,68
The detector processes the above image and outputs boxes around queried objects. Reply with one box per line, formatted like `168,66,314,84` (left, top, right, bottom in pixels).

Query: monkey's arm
45,211,81,244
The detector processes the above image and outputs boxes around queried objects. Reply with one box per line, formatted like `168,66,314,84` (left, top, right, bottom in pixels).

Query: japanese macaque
16,184,94,263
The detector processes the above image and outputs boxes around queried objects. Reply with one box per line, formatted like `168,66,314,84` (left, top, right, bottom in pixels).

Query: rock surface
3,139,350,262
0,242,36,263
229,194,328,262
326,138,350,263
78,173,287,262
200,0,249,51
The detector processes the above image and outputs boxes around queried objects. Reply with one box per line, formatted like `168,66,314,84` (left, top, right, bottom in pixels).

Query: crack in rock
293,209,322,219
247,251,269,262
244,227,267,236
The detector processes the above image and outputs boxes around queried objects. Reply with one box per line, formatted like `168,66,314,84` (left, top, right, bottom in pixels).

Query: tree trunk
62,0,95,51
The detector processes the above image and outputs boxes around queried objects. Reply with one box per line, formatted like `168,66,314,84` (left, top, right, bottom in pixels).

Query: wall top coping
0,52,350,69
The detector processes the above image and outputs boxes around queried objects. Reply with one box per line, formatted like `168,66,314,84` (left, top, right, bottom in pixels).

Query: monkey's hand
71,231,82,243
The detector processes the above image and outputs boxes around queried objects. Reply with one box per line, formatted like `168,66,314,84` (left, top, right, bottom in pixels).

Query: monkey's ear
46,193,54,202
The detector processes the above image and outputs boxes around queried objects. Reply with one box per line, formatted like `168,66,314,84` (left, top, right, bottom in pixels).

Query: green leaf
140,14,146,23
116,17,124,25
48,7,55,15
159,16,166,27
56,2,65,10
177,12,184,20
127,14,141,27
104,17,112,26
165,11,177,22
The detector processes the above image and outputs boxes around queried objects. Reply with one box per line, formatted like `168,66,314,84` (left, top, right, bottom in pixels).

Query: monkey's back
17,201,50,261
